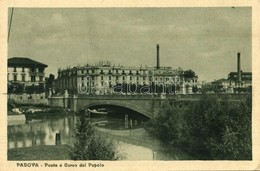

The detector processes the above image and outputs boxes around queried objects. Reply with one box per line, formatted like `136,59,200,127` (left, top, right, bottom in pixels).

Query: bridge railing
76,93,250,100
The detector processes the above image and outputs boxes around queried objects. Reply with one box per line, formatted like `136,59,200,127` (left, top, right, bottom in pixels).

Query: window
14,67,17,72
39,76,43,82
31,75,35,82
13,75,17,81
130,76,132,81
81,70,84,74
92,70,94,73
101,76,103,80
137,76,139,80
38,68,44,73
116,76,119,80
82,76,84,81
22,67,25,72
109,76,111,80
22,75,25,81
123,76,125,80
116,70,118,74
143,76,146,81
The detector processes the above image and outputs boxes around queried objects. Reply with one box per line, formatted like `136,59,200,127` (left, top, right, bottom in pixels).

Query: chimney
237,52,241,82
156,44,160,69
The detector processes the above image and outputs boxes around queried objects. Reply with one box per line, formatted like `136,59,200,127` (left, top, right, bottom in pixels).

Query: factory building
202,53,252,93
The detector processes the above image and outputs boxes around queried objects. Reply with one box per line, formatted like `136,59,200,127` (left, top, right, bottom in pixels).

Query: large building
8,57,48,94
55,62,182,95
55,45,198,95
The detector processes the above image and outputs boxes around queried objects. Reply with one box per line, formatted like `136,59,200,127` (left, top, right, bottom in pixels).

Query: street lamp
86,76,89,95
174,76,179,95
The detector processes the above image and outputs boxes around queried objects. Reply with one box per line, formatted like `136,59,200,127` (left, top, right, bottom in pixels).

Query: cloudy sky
7,8,251,81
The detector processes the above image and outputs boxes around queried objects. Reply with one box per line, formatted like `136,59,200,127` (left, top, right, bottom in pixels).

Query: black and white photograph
1,1,259,170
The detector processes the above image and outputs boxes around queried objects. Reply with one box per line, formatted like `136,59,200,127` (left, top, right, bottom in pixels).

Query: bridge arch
78,101,153,119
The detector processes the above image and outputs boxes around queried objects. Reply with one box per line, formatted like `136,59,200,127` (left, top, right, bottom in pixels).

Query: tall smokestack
237,52,241,82
156,44,160,69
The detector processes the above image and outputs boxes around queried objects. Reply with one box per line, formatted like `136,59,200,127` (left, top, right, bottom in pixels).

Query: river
7,114,193,160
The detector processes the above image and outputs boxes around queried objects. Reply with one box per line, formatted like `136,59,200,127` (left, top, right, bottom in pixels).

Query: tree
46,74,55,87
13,84,24,94
8,84,14,94
184,95,252,159
70,113,119,160
183,69,196,78
26,85,35,94
145,94,252,160
46,74,55,94
36,84,45,93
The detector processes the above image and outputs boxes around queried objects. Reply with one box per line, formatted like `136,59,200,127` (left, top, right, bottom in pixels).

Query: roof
8,57,48,68
212,78,229,83
229,72,252,75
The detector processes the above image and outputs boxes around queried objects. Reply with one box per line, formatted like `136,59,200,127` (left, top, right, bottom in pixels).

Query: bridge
48,94,248,118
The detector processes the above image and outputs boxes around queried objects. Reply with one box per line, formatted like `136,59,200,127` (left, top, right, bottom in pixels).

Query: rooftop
8,57,48,68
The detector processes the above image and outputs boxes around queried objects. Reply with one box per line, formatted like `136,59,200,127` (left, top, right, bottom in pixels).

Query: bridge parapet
48,93,250,118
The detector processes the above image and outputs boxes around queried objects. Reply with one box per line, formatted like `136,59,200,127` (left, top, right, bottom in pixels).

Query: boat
87,108,108,115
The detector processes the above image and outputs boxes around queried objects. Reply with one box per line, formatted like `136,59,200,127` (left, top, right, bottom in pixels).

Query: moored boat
87,108,108,115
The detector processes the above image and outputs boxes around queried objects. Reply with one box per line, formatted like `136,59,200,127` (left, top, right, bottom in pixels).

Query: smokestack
237,52,241,82
156,44,160,69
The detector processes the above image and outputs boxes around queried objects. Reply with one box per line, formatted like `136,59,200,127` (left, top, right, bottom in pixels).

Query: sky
7,8,252,82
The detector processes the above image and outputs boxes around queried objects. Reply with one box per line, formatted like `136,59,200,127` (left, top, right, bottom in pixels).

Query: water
8,115,192,160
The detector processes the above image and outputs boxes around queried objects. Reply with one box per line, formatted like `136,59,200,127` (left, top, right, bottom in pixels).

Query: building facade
202,72,252,93
228,72,252,88
55,61,187,95
8,57,48,95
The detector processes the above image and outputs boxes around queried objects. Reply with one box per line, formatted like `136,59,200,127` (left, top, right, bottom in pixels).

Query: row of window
12,67,44,73
60,69,150,77
58,77,180,89
59,75,179,84
10,75,43,82
82,75,145,81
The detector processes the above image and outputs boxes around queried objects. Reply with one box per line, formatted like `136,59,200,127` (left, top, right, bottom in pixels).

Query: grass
8,145,72,160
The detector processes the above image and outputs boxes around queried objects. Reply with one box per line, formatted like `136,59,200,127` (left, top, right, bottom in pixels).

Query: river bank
8,145,72,160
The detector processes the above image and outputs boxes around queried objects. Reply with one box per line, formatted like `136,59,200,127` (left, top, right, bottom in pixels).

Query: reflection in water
8,116,192,160
8,117,76,149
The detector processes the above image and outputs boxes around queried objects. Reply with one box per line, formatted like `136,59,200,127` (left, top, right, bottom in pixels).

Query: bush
184,94,252,159
145,94,252,160
70,114,119,160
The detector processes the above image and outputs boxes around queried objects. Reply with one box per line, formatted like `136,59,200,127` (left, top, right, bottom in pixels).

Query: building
54,45,200,95
202,53,252,93
202,72,252,94
55,62,181,95
8,57,48,95
228,72,252,87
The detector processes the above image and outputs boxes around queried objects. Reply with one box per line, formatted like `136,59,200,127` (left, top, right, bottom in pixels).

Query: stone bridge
48,94,248,118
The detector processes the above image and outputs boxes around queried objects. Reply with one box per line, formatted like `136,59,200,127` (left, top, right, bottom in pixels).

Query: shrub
145,94,252,160
70,114,119,160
